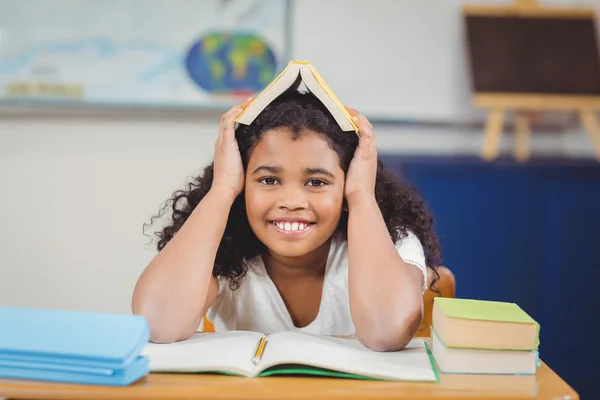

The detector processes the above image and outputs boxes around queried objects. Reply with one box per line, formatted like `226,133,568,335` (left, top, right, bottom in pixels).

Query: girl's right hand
211,97,253,202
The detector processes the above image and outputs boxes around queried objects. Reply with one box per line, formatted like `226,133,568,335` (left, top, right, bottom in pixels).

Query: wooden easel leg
514,112,531,162
579,110,600,160
481,108,505,161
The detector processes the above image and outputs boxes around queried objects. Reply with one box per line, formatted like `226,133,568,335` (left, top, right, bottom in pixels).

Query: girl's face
245,128,345,259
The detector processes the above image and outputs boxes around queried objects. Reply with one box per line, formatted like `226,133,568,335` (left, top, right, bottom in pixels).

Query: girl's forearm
132,188,235,342
347,193,424,351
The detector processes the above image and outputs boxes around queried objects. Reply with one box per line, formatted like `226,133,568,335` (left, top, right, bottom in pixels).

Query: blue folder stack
0,307,150,386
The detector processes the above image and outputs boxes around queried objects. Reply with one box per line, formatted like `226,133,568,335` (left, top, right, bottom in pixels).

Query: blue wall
380,155,600,398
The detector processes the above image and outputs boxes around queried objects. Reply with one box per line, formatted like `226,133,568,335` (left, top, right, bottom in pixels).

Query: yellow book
432,297,540,351
235,60,359,133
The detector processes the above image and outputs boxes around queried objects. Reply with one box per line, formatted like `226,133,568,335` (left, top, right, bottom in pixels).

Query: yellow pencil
251,336,267,365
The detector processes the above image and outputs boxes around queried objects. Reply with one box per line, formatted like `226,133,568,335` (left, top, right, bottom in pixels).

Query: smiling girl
132,90,441,351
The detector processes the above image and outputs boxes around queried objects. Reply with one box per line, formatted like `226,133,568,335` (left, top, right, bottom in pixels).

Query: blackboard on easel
463,0,600,161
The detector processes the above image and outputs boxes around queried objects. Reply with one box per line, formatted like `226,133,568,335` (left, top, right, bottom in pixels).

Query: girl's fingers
346,106,374,139
345,106,377,157
219,97,254,140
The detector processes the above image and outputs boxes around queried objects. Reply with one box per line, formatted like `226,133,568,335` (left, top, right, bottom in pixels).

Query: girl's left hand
344,106,378,204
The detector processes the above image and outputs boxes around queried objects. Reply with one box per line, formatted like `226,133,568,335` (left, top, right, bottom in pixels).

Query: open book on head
141,331,438,382
235,60,359,133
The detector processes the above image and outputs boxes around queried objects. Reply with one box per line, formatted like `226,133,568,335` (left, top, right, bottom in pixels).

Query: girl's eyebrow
252,165,280,175
305,167,335,178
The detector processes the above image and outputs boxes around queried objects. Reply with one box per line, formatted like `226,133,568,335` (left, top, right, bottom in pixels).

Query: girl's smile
268,218,316,237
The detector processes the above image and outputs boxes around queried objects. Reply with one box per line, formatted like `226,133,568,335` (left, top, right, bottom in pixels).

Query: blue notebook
0,307,150,386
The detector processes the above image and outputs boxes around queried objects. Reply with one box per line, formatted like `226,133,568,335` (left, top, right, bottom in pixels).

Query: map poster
0,0,290,108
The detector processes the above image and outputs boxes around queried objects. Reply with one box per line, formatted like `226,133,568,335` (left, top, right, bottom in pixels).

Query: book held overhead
235,60,359,133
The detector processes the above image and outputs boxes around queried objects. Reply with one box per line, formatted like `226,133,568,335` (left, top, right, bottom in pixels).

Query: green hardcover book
432,298,540,351
142,331,438,382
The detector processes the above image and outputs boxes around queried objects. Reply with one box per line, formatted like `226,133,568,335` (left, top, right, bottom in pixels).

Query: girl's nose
275,185,309,211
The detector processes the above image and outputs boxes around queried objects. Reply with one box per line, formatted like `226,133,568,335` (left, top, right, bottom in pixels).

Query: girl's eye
306,179,326,187
259,177,279,185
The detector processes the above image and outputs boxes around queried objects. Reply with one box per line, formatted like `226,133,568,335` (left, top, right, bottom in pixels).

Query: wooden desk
0,360,577,400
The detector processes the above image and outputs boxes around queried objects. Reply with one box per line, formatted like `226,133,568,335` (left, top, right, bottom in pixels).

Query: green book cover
434,298,540,350
434,298,536,323
256,342,440,383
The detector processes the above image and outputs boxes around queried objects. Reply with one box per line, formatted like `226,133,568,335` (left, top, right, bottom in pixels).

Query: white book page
299,67,355,132
236,63,301,125
141,331,264,377
258,332,437,381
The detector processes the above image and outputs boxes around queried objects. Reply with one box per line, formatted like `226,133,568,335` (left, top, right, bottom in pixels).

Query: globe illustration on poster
185,32,277,96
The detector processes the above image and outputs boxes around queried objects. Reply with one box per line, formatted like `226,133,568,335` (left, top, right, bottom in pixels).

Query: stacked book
0,307,150,386
430,298,540,375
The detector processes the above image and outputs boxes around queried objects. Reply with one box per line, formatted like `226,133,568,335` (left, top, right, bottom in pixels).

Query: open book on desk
142,331,438,382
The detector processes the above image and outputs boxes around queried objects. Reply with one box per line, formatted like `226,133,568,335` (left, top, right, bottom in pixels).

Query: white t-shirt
205,231,428,336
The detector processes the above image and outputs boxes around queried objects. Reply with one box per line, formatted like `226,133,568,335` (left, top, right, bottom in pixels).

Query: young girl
132,90,441,352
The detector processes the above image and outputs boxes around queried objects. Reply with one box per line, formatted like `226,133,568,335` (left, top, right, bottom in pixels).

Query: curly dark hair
146,90,442,292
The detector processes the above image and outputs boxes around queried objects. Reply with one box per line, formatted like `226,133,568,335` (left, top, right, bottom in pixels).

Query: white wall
0,0,598,314
0,117,216,313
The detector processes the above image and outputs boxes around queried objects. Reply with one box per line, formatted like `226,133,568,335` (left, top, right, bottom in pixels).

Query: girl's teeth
274,222,310,232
